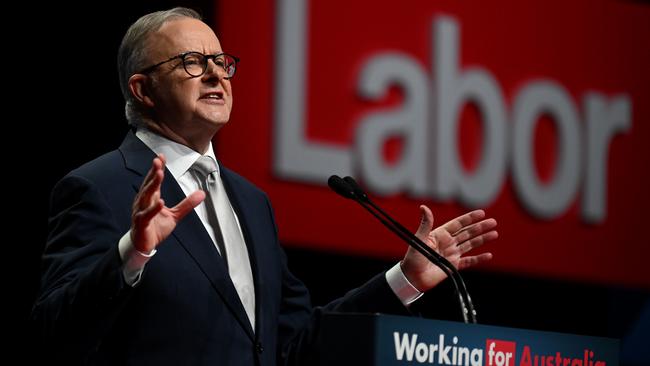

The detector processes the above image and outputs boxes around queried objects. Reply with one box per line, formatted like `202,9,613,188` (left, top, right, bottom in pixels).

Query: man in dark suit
32,7,498,365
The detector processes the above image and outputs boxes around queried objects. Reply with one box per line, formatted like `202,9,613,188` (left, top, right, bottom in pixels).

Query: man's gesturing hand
401,206,498,292
130,154,205,253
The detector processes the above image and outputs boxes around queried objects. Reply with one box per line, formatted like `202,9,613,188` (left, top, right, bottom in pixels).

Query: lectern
315,313,618,366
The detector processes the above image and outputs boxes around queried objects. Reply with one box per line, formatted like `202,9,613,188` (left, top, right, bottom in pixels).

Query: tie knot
191,156,218,179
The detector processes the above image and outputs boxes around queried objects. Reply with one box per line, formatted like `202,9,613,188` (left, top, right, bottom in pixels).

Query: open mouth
200,91,224,101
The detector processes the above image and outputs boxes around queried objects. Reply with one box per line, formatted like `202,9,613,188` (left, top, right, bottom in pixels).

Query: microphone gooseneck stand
327,175,477,323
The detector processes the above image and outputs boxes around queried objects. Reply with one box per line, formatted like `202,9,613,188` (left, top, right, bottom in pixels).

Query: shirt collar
135,127,219,180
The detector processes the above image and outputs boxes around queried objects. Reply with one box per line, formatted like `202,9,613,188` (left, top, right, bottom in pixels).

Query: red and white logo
486,339,516,366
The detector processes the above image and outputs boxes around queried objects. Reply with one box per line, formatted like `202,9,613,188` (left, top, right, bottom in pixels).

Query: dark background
12,1,649,364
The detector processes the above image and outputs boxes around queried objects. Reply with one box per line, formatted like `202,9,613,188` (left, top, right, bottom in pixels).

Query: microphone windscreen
327,175,355,199
343,176,368,201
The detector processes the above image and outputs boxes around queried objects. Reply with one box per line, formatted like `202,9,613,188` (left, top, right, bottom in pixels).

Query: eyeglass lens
183,53,237,78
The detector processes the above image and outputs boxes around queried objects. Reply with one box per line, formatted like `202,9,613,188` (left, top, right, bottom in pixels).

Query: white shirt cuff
386,262,424,306
118,231,156,286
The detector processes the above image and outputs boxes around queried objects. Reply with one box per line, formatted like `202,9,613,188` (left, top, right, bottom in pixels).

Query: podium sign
318,314,619,366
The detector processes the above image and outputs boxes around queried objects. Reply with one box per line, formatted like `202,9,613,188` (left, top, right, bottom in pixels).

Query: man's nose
204,58,228,79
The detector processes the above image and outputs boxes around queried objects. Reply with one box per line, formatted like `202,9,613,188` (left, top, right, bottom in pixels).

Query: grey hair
117,7,202,127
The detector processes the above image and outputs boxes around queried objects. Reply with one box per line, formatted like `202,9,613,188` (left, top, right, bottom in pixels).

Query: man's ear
128,74,155,108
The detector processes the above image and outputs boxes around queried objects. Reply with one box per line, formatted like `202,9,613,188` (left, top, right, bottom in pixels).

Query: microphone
327,175,356,199
328,175,476,323
342,176,368,202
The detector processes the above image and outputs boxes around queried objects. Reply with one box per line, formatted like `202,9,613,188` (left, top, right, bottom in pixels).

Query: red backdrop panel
215,0,650,288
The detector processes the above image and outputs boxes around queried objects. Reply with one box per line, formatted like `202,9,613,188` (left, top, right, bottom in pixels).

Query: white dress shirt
118,128,422,318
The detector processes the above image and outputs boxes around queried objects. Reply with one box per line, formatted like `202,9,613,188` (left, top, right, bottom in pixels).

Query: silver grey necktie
190,156,256,327
191,156,229,268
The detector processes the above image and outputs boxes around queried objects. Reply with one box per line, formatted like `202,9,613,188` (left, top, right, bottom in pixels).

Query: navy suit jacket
32,131,409,365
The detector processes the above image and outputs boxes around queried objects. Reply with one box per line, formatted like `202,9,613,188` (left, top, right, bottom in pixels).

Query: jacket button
256,342,264,354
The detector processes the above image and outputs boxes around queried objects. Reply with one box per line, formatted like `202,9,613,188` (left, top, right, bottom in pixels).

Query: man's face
144,18,233,140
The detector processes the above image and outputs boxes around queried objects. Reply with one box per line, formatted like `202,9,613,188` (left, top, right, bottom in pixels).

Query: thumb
173,190,206,220
415,205,434,238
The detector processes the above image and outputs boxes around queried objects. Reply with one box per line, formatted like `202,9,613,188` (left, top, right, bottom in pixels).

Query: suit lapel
119,132,255,340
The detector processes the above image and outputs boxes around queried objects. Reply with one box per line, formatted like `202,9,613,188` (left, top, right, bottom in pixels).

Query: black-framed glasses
138,51,240,78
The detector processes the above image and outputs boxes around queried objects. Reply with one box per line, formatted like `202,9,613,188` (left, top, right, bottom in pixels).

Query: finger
442,209,486,234
415,205,435,238
453,218,498,244
142,155,164,186
457,252,493,270
132,199,165,238
135,171,163,213
138,160,165,207
135,198,165,226
457,230,499,254
171,190,206,220
133,161,157,204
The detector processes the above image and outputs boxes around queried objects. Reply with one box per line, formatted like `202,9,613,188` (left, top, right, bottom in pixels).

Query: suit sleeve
31,174,134,362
